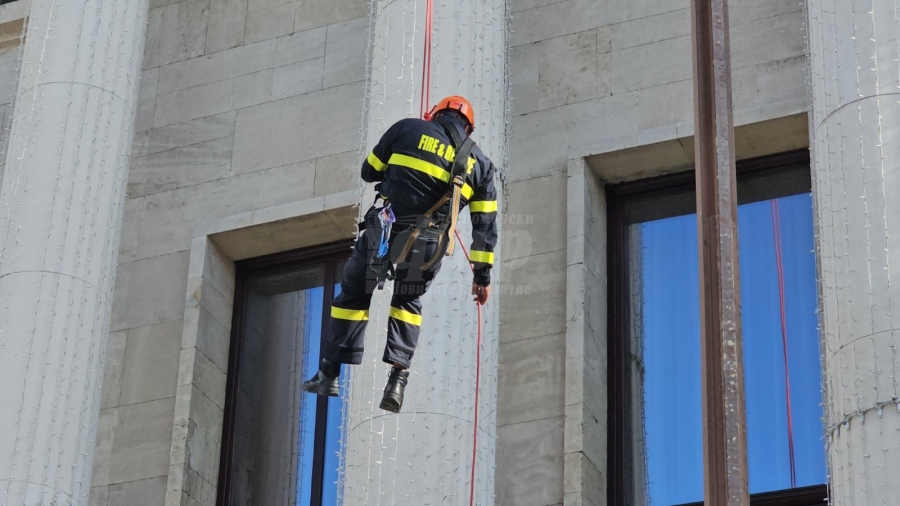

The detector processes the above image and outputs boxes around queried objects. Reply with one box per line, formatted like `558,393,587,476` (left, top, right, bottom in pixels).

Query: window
217,242,353,506
607,151,829,505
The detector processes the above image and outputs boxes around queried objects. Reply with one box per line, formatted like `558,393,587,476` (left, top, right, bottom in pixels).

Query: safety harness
439,122,475,256
362,122,475,289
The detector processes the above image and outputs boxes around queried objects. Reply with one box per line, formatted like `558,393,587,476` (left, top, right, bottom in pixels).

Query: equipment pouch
363,203,396,289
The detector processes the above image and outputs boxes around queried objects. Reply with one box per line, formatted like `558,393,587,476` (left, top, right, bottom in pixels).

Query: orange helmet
425,95,475,129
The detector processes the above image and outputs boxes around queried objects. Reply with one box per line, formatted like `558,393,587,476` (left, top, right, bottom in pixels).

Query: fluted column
807,0,900,503
341,0,506,503
0,1,148,505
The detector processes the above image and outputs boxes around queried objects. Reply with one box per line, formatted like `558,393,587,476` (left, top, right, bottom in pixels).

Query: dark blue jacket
361,115,499,285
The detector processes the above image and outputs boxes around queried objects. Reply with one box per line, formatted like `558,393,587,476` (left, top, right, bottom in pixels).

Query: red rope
771,200,797,488
419,0,434,118
455,229,484,506
419,2,481,499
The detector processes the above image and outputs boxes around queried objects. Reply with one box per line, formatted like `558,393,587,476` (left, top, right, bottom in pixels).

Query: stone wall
0,42,19,184
84,0,815,503
0,1,25,195
341,0,506,502
807,0,900,503
497,0,809,504
89,1,369,505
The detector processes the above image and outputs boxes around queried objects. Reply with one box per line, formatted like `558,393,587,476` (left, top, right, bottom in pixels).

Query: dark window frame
605,149,829,506
216,240,354,506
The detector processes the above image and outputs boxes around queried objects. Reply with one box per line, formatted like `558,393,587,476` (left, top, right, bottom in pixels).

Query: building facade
0,0,896,504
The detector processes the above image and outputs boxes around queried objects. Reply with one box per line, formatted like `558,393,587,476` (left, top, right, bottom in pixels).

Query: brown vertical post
690,0,750,503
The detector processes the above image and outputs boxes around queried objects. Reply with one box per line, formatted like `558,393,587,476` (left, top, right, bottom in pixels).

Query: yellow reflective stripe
388,153,451,182
386,153,476,199
469,200,498,213
367,152,387,172
331,307,369,321
389,307,423,326
469,250,494,264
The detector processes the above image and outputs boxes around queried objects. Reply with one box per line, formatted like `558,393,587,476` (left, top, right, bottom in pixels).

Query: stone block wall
90,1,369,505
497,0,809,504
78,0,815,503
0,1,24,187
508,0,806,184
0,45,18,188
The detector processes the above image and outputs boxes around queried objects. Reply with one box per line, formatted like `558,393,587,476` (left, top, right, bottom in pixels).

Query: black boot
379,367,409,413
302,359,340,397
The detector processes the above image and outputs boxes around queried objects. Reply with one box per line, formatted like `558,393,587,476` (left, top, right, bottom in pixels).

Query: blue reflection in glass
295,283,347,506
641,194,825,505
642,213,703,504
322,283,345,506
297,286,323,505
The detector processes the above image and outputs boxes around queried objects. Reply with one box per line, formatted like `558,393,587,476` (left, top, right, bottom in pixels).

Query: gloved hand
471,283,491,305
472,265,491,304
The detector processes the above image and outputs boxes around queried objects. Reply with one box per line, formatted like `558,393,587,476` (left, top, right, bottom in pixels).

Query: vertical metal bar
690,0,750,503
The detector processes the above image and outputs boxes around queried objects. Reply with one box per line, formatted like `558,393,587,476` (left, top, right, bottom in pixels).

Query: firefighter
302,96,498,413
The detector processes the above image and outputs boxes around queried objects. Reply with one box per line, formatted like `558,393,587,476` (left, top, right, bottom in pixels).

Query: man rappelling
302,96,499,413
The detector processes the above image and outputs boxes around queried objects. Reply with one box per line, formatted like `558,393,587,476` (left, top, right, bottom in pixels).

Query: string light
337,0,506,503
807,0,900,502
0,0,144,504
0,0,509,504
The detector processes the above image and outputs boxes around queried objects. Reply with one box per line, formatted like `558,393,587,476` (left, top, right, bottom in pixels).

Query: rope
771,199,797,488
455,230,484,506
418,0,434,119
418,3,482,502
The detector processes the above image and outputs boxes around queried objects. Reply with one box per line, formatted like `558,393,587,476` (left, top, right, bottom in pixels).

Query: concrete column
807,0,900,503
342,0,506,503
0,1,148,505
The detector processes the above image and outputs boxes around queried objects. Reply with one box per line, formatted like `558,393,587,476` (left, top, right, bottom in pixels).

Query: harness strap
369,124,476,275
439,122,475,179
438,123,475,256
446,186,463,256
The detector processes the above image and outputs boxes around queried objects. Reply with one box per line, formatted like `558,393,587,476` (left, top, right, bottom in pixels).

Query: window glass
634,193,825,505
225,260,348,506
297,285,324,504
322,282,346,506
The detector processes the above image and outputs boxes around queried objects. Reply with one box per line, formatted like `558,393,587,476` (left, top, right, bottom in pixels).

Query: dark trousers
324,225,445,369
